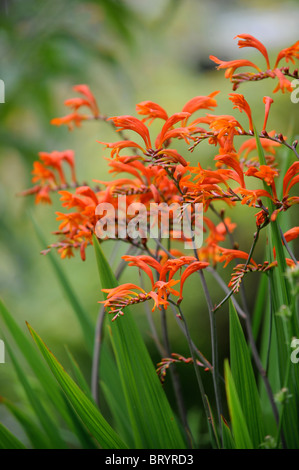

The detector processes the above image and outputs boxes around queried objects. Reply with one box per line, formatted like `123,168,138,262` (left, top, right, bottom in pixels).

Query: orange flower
108,115,152,149
281,161,299,211
23,150,77,205
274,40,299,68
38,150,76,185
215,218,237,238
149,280,180,311
101,283,148,321
255,209,268,227
209,56,261,79
155,149,188,167
245,165,278,198
178,261,209,302
229,93,253,132
159,256,198,282
64,98,92,112
235,34,270,69
262,96,274,132
208,114,244,138
283,227,299,243
108,159,149,183
182,92,219,116
271,69,293,93
122,254,162,287
100,279,179,320
155,112,191,148
216,246,257,268
211,35,298,94
51,112,87,130
237,187,274,206
35,185,52,205
136,101,168,123
97,140,144,159
51,85,99,129
238,134,281,159
215,153,245,188
115,255,210,309
55,211,85,232
245,165,278,185
283,161,299,196
57,244,75,260
71,84,99,116
31,161,56,186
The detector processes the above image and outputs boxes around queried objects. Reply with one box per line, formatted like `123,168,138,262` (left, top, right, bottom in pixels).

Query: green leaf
266,230,299,448
229,301,264,447
27,323,127,449
257,294,279,435
100,380,135,448
0,298,99,449
65,347,95,403
30,214,131,440
93,236,186,449
205,394,220,449
0,299,69,422
252,274,268,341
0,397,50,449
253,128,292,314
221,417,235,449
5,340,67,449
224,360,253,449
249,132,299,448
0,421,26,449
30,214,94,353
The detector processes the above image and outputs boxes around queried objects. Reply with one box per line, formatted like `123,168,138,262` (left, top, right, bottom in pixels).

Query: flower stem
175,302,219,447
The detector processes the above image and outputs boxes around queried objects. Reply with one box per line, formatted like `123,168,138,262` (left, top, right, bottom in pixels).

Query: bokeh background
0,0,298,445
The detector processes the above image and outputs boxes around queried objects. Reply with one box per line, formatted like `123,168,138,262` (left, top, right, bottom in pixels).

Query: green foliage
93,236,186,449
229,301,264,447
0,240,186,449
1,0,299,452
224,360,253,449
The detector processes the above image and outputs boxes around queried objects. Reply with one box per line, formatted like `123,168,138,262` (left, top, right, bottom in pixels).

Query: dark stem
213,227,281,430
174,302,217,446
168,302,213,371
160,305,194,449
198,270,223,431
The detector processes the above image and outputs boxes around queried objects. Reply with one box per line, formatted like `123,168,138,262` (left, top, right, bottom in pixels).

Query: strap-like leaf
229,301,264,447
93,236,186,449
27,323,127,449
224,360,253,449
0,421,26,449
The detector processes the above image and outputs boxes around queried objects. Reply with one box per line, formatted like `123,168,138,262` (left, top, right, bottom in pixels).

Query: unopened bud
275,387,291,405
278,133,284,142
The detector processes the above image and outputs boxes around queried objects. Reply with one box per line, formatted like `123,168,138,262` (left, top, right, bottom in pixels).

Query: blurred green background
0,0,298,445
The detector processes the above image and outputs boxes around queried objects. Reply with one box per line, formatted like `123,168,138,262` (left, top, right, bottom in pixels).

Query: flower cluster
22,35,299,319
156,353,207,385
210,34,299,92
